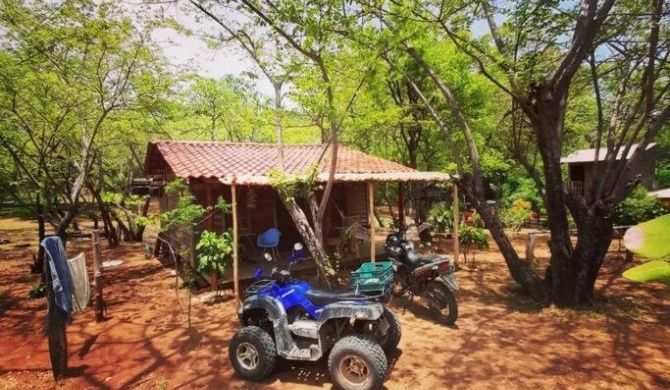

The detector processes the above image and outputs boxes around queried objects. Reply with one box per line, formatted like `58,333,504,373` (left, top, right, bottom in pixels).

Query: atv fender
240,294,325,362
238,294,284,325
317,302,384,322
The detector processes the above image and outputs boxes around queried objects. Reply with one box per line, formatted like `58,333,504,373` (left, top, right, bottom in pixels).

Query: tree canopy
1,0,668,307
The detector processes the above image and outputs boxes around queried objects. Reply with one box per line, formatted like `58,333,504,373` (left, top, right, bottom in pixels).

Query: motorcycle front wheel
423,281,458,325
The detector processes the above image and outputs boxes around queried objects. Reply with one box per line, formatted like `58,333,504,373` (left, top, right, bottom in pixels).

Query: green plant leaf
623,214,670,259
622,260,670,284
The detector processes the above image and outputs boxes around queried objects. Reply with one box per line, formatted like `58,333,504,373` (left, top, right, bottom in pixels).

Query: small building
144,141,454,267
650,188,670,207
561,143,658,196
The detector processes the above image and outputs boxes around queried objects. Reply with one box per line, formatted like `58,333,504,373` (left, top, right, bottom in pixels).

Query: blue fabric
41,236,74,323
257,228,281,248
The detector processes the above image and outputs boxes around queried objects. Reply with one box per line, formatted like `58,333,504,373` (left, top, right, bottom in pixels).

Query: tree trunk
34,195,46,274
86,182,119,247
130,196,151,242
279,195,333,287
54,205,79,246
461,179,548,303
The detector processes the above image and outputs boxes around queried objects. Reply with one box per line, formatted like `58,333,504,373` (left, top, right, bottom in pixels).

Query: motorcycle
385,225,459,324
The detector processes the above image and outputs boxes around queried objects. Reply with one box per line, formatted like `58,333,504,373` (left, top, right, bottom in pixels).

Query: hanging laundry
67,252,90,313
41,236,74,324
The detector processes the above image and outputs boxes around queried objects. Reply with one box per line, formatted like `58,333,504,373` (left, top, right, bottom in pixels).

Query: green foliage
622,260,670,286
0,0,171,230
501,177,543,211
158,180,206,232
428,202,453,232
27,283,46,300
459,225,488,266
622,214,670,286
500,199,532,234
614,186,667,226
623,214,670,259
459,226,489,251
195,230,233,277
268,165,320,200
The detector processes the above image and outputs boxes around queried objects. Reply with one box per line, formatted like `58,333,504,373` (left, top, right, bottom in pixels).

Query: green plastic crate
349,261,394,292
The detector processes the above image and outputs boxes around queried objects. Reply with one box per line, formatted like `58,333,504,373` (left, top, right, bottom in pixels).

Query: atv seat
305,287,359,306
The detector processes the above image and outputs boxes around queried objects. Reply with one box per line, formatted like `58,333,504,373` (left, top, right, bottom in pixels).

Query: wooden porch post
205,183,213,231
368,181,376,262
452,183,460,265
232,179,240,308
398,182,405,229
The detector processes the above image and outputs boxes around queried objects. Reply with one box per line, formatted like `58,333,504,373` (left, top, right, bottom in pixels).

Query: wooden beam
231,179,240,308
398,182,405,229
368,181,376,262
452,184,460,266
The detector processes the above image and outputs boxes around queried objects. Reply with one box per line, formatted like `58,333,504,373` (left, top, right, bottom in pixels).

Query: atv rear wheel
424,281,458,325
229,326,277,381
378,309,401,355
328,334,388,390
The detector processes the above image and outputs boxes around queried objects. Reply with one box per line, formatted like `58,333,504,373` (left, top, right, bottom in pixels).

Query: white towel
67,252,90,313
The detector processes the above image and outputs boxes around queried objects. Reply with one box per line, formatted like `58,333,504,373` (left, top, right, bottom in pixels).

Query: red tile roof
144,141,452,184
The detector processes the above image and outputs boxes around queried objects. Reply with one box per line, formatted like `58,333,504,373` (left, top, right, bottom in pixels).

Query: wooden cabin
561,143,658,196
144,141,453,267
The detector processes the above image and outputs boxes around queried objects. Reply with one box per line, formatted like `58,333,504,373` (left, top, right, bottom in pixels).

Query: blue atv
229,248,401,390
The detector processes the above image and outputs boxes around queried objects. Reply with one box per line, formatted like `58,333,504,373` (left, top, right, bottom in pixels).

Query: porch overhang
217,171,455,186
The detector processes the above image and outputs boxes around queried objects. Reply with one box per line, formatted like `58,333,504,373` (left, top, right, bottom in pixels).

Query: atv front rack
244,279,274,297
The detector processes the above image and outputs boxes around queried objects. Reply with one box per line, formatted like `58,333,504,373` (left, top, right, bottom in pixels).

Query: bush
459,226,489,267
428,202,453,232
614,186,667,226
500,199,533,233
501,177,543,211
196,229,233,277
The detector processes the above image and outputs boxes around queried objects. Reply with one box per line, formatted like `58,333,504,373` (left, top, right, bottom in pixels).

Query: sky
129,1,494,98
125,1,277,96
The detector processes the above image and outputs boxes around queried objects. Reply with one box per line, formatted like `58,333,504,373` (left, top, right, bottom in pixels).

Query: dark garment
41,237,74,324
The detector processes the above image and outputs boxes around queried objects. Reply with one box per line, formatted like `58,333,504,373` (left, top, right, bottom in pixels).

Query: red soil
0,219,668,390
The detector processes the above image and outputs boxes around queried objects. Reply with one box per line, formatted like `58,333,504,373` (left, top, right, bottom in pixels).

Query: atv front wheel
328,334,388,390
378,309,401,355
229,326,277,381
424,281,458,325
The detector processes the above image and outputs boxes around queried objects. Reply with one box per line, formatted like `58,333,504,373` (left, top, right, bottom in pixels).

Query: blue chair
257,228,281,262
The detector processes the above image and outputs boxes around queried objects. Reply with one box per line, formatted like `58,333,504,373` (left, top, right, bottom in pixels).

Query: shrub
614,186,667,226
196,230,233,278
500,198,533,234
459,226,489,267
428,201,453,232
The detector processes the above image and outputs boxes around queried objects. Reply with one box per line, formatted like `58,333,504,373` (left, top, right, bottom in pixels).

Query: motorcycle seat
304,287,359,306
407,251,443,268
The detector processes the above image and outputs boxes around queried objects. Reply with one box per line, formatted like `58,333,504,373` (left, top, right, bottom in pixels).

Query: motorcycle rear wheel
424,281,458,325
392,270,410,297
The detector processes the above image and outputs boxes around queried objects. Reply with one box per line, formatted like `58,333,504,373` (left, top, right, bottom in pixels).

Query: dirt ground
0,217,668,390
